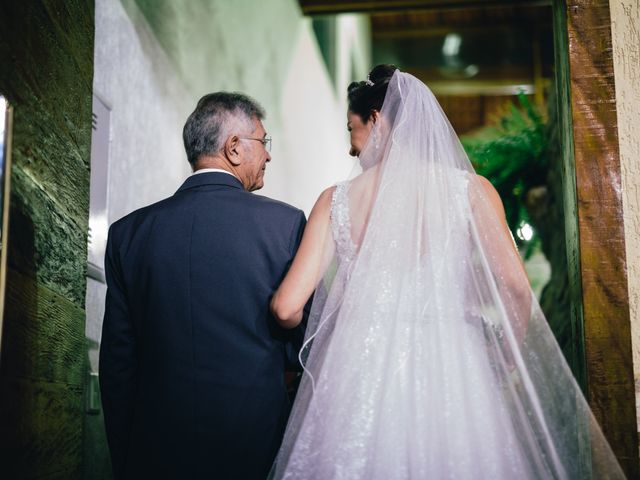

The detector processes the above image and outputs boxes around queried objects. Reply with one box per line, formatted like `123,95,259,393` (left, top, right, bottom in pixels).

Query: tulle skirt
272,306,553,479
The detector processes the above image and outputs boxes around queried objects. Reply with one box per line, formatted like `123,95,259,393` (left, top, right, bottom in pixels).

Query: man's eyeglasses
240,136,272,152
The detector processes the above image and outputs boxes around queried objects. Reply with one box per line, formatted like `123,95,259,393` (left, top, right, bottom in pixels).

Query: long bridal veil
273,71,625,479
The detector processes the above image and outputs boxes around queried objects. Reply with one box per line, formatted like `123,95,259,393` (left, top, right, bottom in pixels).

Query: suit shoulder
109,196,173,234
248,192,305,219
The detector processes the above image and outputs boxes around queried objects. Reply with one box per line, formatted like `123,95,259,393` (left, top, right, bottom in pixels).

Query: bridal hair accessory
365,74,374,86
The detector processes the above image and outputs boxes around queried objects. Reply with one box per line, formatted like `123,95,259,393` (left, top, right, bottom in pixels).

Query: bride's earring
372,128,380,150
371,112,380,150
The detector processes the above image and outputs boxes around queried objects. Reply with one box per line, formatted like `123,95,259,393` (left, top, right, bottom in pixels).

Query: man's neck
192,167,239,179
192,155,239,178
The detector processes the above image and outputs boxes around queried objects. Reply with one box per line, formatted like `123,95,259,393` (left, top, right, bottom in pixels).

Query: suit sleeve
99,225,137,478
284,210,311,370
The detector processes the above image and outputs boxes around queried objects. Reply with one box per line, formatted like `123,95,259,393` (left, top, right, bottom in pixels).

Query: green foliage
461,94,549,257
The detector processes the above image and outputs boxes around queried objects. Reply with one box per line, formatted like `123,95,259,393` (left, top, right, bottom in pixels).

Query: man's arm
99,225,137,478
283,209,309,370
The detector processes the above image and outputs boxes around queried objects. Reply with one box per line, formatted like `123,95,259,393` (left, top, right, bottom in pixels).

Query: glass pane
0,96,6,238
0,94,10,365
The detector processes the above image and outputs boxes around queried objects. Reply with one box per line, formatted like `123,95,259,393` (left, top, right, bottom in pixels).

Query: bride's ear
370,110,380,124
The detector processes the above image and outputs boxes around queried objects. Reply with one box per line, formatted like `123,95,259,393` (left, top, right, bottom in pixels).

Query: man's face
237,118,271,191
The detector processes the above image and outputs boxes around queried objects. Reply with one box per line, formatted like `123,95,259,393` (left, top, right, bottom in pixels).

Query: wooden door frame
552,0,638,475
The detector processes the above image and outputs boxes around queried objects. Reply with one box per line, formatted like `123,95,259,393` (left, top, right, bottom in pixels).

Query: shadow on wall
83,337,112,480
0,195,36,477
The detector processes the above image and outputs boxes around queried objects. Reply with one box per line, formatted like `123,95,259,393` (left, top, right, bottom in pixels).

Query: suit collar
176,171,245,193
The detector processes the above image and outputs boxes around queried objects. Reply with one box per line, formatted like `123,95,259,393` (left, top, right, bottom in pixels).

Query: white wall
86,0,195,367
610,0,640,447
86,0,370,369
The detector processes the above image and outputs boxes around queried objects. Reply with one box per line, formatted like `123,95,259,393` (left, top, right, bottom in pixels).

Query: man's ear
224,135,241,166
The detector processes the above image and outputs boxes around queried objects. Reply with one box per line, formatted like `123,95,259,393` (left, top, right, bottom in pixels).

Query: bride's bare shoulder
467,174,505,216
310,185,337,219
468,174,499,197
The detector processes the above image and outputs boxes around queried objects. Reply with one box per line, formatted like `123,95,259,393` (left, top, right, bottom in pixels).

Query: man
99,93,306,479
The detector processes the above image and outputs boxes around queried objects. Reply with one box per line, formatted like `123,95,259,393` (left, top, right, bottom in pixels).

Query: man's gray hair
183,92,265,165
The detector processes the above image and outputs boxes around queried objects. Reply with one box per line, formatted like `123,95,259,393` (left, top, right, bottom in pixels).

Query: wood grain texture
0,0,93,306
564,0,639,475
1,268,85,385
8,167,89,306
551,0,587,388
0,0,95,478
0,377,83,479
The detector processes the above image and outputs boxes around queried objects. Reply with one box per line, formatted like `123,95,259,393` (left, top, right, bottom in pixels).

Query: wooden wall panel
0,377,83,479
0,0,94,478
0,269,85,384
562,0,639,476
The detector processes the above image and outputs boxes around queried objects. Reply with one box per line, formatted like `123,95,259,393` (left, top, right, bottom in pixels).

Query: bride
269,65,624,479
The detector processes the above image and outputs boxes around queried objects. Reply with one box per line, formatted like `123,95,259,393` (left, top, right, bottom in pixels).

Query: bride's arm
271,187,335,329
470,175,532,344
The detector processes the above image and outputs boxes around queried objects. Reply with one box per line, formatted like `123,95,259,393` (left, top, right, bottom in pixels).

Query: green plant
462,94,549,258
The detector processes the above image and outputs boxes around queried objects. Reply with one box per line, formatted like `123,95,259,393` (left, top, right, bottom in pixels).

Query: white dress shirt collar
192,168,239,180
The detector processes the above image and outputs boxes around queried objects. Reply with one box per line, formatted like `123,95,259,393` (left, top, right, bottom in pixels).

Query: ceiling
302,1,555,132
370,5,553,94
299,0,551,15
302,1,554,97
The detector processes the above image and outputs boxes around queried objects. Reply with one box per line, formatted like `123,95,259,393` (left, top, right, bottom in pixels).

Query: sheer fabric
272,72,625,479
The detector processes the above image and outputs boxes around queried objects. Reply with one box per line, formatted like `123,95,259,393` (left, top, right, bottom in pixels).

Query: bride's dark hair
347,64,398,123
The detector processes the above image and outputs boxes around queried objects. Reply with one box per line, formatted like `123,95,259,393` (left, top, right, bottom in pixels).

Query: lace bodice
330,181,357,265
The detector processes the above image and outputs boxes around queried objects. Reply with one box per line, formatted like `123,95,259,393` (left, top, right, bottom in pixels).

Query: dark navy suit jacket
99,172,306,479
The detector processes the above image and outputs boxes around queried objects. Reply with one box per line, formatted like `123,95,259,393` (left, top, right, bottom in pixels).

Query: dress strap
330,181,356,261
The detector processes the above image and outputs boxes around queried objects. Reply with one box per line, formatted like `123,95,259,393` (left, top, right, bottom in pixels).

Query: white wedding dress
271,72,625,479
